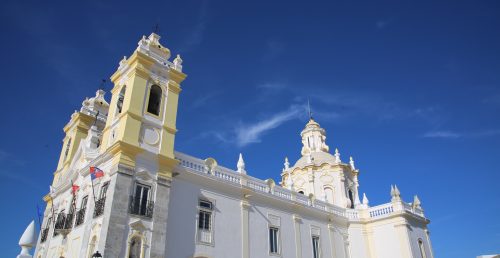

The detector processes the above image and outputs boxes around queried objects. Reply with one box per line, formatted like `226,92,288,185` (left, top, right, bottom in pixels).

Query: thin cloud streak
181,0,209,52
423,129,500,139
235,105,305,147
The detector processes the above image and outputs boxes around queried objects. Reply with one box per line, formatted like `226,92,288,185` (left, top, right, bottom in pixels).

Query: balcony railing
75,208,86,226
40,228,49,243
53,212,74,236
129,196,154,218
93,198,106,218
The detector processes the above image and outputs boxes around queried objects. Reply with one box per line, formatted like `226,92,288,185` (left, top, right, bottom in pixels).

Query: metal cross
153,23,160,34
307,98,313,119
98,79,106,91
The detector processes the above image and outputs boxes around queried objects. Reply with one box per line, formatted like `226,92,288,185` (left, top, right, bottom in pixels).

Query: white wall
165,174,349,258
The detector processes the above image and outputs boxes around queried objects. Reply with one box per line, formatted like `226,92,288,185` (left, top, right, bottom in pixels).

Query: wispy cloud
181,0,209,52
191,91,221,109
234,105,305,147
257,82,286,91
263,39,285,61
423,131,461,138
483,94,500,105
423,129,500,139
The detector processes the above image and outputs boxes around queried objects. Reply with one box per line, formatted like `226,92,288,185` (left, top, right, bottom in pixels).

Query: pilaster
293,214,302,258
149,178,172,257
241,200,251,258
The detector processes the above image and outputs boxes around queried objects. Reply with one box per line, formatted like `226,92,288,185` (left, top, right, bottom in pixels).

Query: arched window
298,191,305,195
324,187,334,203
348,190,354,209
129,236,142,258
117,86,126,114
147,85,162,116
418,238,427,258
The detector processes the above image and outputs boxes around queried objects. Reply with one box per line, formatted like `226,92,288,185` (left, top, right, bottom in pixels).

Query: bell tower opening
147,85,162,116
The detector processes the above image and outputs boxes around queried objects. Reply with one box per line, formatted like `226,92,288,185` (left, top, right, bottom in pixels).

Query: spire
362,193,369,206
349,156,356,170
17,220,36,258
237,153,246,174
334,148,341,163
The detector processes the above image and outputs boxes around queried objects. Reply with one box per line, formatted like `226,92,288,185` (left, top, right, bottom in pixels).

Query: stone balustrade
175,152,425,221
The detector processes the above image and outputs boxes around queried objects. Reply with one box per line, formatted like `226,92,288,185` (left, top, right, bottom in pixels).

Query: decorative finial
173,54,183,71
391,184,401,201
237,153,246,174
335,148,341,163
362,193,369,206
17,220,36,258
349,156,356,170
394,185,401,196
284,157,290,170
412,195,422,210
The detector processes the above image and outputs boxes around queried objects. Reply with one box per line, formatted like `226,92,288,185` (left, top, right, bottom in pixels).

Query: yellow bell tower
100,32,187,179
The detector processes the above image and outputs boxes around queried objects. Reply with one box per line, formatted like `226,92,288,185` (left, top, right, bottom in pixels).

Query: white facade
32,33,433,258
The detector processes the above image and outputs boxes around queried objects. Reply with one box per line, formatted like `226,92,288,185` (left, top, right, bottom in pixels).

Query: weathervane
307,98,313,120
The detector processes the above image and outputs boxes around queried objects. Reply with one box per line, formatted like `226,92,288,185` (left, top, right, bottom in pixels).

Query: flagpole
91,177,97,204
49,196,56,228
36,204,42,231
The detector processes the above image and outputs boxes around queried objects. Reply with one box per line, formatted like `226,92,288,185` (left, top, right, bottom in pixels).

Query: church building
33,32,434,258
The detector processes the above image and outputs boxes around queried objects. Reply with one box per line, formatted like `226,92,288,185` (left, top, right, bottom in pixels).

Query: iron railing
75,208,86,226
129,196,154,218
40,228,49,242
93,198,106,218
53,212,73,236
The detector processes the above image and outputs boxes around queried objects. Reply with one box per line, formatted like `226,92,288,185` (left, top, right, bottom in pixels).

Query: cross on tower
307,98,313,119
98,79,106,91
153,23,160,34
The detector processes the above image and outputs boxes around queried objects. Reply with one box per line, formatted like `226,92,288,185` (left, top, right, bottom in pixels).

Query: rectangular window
100,182,109,199
269,227,280,254
197,199,213,244
198,210,211,230
132,183,151,216
312,236,320,258
81,196,88,209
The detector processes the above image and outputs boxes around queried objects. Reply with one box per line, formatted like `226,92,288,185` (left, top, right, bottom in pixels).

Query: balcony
129,196,154,218
75,208,86,226
93,198,106,218
53,212,74,237
40,228,49,243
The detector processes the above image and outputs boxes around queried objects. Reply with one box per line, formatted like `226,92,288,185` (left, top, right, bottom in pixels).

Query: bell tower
95,32,186,257
100,32,186,178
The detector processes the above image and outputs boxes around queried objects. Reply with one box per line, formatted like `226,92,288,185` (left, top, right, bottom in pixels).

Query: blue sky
1,0,499,257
